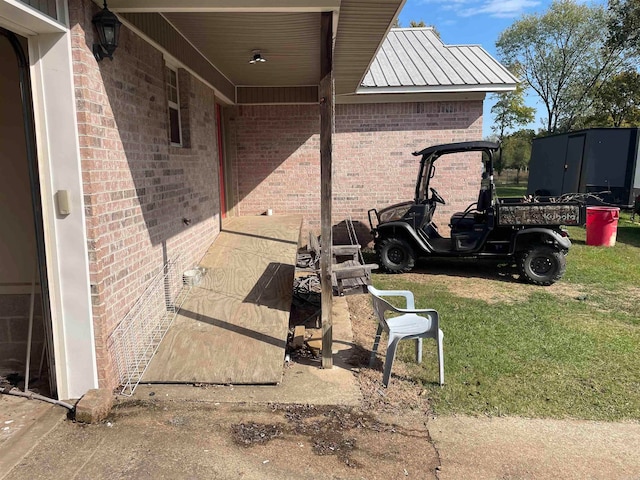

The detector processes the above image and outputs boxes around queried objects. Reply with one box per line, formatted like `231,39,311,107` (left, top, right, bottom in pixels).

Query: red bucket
586,207,620,247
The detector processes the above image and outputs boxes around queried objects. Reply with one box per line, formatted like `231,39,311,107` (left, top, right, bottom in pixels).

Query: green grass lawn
371,213,640,420
495,184,528,198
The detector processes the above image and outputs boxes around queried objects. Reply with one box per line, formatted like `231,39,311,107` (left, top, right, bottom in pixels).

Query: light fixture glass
249,50,266,64
92,1,122,62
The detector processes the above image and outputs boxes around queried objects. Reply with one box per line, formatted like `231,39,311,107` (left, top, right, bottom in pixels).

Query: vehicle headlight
379,205,411,223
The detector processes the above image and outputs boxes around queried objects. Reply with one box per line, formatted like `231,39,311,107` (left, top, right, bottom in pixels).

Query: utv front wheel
519,246,566,286
378,237,416,273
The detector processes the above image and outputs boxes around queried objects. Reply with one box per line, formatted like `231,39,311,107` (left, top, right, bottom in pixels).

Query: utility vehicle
368,141,585,285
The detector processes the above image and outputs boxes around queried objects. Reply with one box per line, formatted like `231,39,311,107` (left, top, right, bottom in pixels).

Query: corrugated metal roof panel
376,44,402,86
448,46,491,84
360,28,518,92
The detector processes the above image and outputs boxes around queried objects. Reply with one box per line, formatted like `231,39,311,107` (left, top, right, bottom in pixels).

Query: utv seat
450,188,491,230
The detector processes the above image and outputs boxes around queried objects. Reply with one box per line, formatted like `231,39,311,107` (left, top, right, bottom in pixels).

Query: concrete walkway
429,415,640,480
3,397,640,479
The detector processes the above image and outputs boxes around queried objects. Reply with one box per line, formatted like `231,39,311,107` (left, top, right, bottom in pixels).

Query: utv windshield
412,141,500,203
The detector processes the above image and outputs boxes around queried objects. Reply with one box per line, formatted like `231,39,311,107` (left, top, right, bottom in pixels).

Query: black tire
518,246,566,286
378,237,416,273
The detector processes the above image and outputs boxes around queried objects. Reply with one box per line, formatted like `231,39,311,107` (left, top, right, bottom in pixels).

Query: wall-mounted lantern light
92,1,122,62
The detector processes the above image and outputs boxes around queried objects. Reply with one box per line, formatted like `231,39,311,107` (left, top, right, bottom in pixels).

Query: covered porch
100,0,405,386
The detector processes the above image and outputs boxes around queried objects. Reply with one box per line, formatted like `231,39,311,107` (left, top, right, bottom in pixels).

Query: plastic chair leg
437,329,444,386
370,323,384,367
382,336,401,387
415,338,423,364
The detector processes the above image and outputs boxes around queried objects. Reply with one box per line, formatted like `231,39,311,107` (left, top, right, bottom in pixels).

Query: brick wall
70,0,221,389
334,101,483,242
227,101,483,242
225,105,320,233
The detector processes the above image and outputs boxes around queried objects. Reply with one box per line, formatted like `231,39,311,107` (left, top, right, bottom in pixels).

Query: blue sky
395,0,605,137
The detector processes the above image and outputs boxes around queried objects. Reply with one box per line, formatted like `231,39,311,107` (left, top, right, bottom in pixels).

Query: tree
490,67,535,175
496,0,627,134
501,129,536,184
582,71,640,127
608,0,640,54
490,80,535,138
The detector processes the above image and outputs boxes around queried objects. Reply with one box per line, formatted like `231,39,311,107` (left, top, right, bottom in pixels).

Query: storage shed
527,128,640,207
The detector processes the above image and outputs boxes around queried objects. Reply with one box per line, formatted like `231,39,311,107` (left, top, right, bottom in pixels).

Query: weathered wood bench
308,232,378,296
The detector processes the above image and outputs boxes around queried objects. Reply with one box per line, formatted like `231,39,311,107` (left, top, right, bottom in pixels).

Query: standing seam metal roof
361,28,518,90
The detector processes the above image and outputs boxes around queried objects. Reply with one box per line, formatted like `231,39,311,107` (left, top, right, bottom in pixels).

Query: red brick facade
70,0,221,388
226,101,483,242
225,105,320,232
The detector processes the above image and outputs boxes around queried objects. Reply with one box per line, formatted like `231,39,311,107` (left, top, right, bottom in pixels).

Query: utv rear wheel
519,246,566,286
378,237,416,273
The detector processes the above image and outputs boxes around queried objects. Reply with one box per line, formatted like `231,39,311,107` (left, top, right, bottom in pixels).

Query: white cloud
414,0,541,18
460,0,542,18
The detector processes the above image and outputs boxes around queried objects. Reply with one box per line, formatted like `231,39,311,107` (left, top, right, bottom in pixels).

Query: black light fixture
249,50,266,64
92,1,122,62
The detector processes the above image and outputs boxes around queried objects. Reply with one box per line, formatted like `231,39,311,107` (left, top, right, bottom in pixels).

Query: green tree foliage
496,0,627,134
500,129,536,184
581,71,640,127
490,80,535,141
608,0,640,54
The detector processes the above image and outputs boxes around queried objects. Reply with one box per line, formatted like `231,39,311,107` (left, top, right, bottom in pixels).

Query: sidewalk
0,394,67,475
429,415,640,479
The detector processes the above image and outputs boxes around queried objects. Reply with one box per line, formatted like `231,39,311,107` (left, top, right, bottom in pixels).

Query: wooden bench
308,232,378,296
332,261,378,296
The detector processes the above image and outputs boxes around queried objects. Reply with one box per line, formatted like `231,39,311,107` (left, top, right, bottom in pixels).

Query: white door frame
0,0,98,399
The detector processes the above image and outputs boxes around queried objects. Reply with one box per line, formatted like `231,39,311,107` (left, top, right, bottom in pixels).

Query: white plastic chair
368,285,444,387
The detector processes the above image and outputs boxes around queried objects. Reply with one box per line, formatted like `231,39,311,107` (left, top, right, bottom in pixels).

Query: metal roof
360,28,518,93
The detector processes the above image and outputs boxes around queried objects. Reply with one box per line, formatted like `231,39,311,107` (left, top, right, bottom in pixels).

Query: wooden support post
320,11,333,369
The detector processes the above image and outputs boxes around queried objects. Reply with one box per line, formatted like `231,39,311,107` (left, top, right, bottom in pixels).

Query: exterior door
561,134,586,194
0,28,56,396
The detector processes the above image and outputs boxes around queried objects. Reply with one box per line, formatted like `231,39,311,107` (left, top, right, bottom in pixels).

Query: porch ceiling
163,12,320,87
107,0,404,97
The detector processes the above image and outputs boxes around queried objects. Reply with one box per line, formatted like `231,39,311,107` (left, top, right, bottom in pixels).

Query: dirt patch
231,405,393,468
226,403,435,474
402,268,587,305
232,422,284,446
602,286,640,314
346,294,435,415
18,400,439,479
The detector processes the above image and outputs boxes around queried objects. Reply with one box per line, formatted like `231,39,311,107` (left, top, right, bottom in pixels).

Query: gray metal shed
527,128,640,207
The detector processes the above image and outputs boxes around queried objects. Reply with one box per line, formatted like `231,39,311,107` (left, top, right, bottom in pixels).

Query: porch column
320,11,333,368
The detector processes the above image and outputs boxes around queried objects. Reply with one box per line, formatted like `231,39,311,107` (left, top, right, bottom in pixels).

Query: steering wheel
430,187,446,205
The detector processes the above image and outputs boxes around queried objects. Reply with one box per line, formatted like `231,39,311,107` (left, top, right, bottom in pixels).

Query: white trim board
0,0,66,35
357,84,517,95
337,91,486,104
29,31,98,400
102,0,341,13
